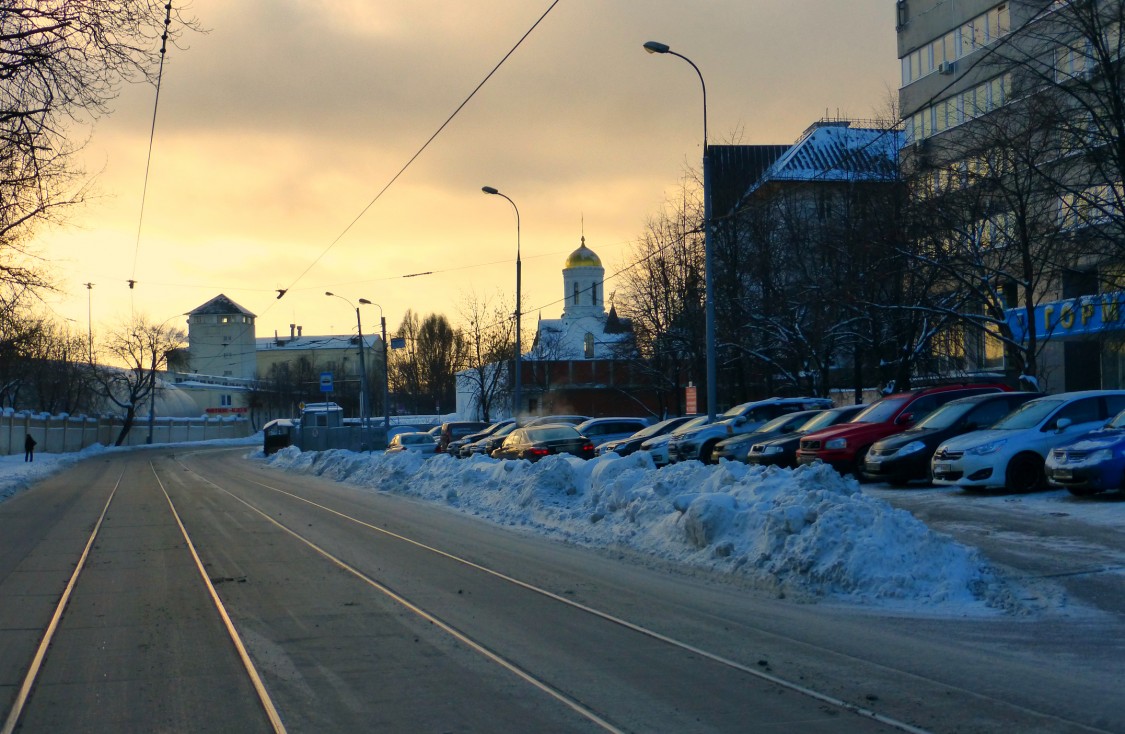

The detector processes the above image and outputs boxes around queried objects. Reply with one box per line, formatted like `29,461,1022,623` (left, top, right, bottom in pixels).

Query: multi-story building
897,0,1125,390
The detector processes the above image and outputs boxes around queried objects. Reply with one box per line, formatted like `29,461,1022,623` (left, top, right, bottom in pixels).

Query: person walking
24,433,36,462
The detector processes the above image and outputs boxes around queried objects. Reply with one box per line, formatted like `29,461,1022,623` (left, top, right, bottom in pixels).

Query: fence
1,410,252,457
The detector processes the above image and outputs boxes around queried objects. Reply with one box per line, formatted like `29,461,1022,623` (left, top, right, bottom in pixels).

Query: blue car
1045,410,1125,495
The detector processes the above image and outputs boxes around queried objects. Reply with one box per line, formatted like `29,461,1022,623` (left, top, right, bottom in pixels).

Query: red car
795,383,1010,478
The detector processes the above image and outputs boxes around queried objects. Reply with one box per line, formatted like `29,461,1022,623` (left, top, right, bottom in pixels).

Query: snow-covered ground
4,440,1117,616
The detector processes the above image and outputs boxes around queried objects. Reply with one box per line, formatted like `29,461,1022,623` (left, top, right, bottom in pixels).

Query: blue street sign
319,372,333,393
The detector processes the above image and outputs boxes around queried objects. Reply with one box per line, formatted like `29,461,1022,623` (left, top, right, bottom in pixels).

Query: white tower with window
562,236,605,320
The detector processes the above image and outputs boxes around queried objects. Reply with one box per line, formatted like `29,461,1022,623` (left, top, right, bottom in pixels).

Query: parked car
491,424,595,462
574,417,651,450
639,415,714,466
711,410,825,463
668,397,834,464
595,416,698,457
932,390,1125,492
447,419,515,458
797,383,1010,478
461,421,521,458
862,392,1042,485
437,421,490,453
746,404,868,468
523,414,590,427
1045,409,1125,495
385,431,439,455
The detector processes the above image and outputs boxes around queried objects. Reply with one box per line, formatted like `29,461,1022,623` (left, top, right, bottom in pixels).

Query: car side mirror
897,412,915,425
1055,417,1072,432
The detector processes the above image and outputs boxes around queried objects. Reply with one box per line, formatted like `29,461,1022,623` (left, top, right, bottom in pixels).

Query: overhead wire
128,1,175,308
267,0,563,318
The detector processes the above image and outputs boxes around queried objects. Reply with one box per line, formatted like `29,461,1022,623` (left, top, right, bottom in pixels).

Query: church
458,237,664,420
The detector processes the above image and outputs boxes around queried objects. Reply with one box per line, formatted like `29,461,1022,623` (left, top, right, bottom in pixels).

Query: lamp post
482,185,522,419
643,40,717,421
325,292,369,428
359,298,390,433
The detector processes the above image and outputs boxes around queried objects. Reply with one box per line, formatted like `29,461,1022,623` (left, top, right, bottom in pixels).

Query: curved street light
643,40,716,421
482,186,522,418
326,291,370,428
358,298,390,434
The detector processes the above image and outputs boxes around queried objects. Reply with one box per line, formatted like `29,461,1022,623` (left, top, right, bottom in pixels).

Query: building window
591,282,597,306
573,282,579,305
584,333,595,358
900,3,1010,86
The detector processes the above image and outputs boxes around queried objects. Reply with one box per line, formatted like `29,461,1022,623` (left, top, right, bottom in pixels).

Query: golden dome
565,236,602,268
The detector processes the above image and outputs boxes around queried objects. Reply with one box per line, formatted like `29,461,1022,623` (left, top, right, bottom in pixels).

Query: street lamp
325,292,370,428
643,40,717,421
482,185,522,419
358,298,390,434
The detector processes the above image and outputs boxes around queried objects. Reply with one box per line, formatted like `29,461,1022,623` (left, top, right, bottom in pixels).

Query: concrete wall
1,410,251,456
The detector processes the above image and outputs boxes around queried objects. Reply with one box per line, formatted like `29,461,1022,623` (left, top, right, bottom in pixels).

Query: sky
5,436,1111,616
34,0,901,344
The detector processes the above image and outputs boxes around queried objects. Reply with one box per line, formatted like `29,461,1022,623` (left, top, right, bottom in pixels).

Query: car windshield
852,397,909,423
755,413,806,433
798,408,850,432
1106,410,1125,429
910,401,976,430
721,402,757,418
671,415,712,435
404,434,431,444
992,398,1065,430
633,418,682,439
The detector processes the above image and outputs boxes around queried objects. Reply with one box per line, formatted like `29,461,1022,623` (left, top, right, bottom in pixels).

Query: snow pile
264,447,1007,610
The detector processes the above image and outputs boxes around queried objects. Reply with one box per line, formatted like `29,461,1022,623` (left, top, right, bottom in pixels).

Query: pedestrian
24,433,36,462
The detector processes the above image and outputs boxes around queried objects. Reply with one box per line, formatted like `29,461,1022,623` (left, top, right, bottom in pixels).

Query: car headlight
896,441,926,456
967,439,1007,456
762,445,783,455
825,438,847,450
1089,448,1114,463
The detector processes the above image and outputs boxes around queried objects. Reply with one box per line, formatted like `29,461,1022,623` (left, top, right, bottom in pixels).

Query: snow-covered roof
529,313,633,361
189,293,256,318
755,120,902,187
256,334,380,352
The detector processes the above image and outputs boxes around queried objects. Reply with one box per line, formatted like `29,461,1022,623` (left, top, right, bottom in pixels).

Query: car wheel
701,440,720,464
1005,453,1044,493
852,448,872,482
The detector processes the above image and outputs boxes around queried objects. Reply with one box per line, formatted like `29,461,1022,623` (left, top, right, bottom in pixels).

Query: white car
931,390,1125,492
385,431,439,455
639,415,712,466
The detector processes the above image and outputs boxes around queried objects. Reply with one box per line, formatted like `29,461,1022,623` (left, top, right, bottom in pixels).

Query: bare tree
92,314,186,445
616,180,705,414
0,3,197,303
457,291,515,421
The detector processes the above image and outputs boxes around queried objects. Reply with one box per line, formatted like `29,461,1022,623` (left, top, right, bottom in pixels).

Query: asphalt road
0,447,1122,733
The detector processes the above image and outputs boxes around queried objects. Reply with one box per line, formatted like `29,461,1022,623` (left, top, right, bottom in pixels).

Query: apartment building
897,0,1125,390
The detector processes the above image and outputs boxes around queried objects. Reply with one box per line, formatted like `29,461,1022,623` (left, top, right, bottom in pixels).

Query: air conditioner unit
937,61,955,75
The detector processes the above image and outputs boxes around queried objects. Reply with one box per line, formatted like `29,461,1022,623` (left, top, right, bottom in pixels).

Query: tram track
174,452,961,734
0,458,285,734
175,449,1124,734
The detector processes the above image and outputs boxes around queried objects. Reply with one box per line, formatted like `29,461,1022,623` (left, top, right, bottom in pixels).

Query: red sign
685,383,697,414
205,407,249,414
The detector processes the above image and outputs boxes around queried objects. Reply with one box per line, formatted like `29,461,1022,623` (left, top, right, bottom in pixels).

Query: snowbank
263,447,1014,611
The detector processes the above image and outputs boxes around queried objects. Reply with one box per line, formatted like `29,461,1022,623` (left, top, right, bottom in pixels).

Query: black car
862,391,1043,485
594,415,698,457
711,410,826,463
746,404,867,468
491,425,595,462
437,421,490,453
461,421,520,458
447,419,515,458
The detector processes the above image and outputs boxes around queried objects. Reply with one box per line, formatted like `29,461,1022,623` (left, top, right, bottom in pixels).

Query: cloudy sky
36,0,900,343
